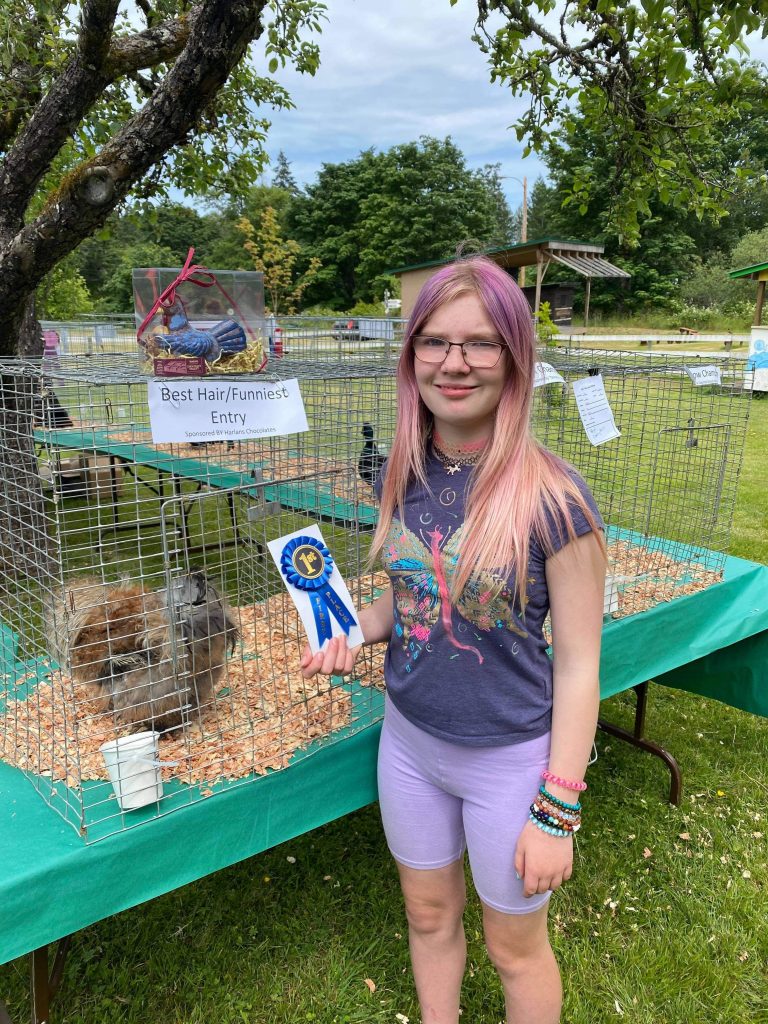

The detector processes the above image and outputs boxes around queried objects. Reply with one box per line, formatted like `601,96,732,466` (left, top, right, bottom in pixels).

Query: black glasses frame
411,335,506,368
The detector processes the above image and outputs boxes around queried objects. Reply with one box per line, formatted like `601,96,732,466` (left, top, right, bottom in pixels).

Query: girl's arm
300,585,394,678
515,531,605,897
545,530,605,800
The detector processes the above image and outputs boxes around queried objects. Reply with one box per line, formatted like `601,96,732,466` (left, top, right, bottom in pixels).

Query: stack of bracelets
528,770,586,838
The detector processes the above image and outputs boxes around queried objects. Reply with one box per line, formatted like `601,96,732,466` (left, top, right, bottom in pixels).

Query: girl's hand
300,634,361,679
514,819,574,897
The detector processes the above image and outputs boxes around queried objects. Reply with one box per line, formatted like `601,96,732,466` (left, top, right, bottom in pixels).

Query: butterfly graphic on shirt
384,521,529,666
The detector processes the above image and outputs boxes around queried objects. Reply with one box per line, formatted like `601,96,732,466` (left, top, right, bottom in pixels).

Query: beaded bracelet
528,812,570,838
534,798,580,825
531,800,582,828
539,784,581,812
530,805,579,832
542,769,587,792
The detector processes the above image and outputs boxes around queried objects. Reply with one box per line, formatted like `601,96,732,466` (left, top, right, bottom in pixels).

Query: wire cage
0,347,754,841
0,354,396,842
38,316,408,361
533,349,753,617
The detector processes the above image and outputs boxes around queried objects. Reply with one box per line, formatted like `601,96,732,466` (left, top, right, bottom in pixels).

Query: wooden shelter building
387,238,630,325
728,260,768,325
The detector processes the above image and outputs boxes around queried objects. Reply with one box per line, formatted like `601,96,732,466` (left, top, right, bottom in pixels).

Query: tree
522,87,768,315
529,129,700,312
36,256,95,320
0,0,325,356
238,207,321,316
96,240,178,312
0,0,324,582
470,0,768,243
271,149,300,193
290,137,515,308
205,184,298,268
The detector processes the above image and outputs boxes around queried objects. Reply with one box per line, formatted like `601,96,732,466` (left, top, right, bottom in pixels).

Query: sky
256,0,768,218
257,0,539,215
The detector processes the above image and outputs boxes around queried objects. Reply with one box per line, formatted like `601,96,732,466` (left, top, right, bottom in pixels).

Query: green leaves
289,138,515,308
473,0,766,244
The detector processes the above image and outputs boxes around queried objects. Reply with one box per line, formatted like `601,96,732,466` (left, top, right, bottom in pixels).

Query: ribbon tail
308,591,333,646
320,585,356,636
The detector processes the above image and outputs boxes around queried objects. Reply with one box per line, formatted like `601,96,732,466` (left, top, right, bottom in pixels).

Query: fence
41,316,409,362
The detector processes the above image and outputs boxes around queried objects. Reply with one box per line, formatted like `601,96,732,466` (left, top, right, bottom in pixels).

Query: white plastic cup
100,731,163,811
604,574,620,616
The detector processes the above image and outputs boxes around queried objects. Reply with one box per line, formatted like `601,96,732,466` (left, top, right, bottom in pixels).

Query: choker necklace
432,433,487,476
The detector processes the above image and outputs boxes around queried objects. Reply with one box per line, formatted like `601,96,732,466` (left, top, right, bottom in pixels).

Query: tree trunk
0,275,57,616
18,294,44,357
0,0,268,358
0,367,57,592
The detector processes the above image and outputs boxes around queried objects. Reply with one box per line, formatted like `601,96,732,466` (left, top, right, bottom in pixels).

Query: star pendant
446,463,461,475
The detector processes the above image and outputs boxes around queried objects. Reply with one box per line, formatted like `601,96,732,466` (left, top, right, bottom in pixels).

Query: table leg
46,938,71,1003
108,455,120,527
0,938,75,1024
598,682,682,805
30,947,49,1024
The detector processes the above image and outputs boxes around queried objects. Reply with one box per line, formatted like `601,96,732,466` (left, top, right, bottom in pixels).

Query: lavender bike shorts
377,696,552,915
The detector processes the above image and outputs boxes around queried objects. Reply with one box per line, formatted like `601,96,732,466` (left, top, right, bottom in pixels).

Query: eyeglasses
411,335,505,368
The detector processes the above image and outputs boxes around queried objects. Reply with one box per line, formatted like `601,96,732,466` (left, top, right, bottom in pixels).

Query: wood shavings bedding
606,541,722,618
0,580,388,793
0,548,720,793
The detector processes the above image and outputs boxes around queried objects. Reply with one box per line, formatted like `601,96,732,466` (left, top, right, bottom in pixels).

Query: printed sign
685,365,722,387
747,327,768,392
147,377,309,443
267,524,364,655
534,362,566,388
572,374,621,447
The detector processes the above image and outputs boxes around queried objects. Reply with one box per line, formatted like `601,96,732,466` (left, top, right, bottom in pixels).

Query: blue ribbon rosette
279,535,356,647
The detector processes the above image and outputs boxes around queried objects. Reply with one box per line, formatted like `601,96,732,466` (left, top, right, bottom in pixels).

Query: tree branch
104,15,193,76
0,0,122,237
486,0,605,65
136,0,155,23
0,0,268,348
78,0,120,66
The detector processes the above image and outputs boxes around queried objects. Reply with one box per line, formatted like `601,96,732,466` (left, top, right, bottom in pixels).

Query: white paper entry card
534,362,566,388
686,365,722,387
147,377,309,443
572,374,621,447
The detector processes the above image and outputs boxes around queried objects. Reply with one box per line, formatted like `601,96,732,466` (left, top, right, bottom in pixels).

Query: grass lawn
1,404,767,1023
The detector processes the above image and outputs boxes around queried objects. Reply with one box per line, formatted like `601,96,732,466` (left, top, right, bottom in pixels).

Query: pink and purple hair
370,255,605,609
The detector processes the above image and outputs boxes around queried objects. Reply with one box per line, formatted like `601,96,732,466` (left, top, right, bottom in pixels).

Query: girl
301,256,606,1024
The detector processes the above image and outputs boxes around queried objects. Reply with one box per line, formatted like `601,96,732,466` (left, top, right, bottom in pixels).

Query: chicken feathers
46,572,239,732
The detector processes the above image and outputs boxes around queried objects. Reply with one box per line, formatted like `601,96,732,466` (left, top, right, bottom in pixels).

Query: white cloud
254,0,539,210
252,0,768,215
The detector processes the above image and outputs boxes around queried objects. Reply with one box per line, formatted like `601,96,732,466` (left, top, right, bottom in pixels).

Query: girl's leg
378,701,469,1022
482,901,561,1024
396,859,467,1024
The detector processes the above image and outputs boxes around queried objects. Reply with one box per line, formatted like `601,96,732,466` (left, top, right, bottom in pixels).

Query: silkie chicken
47,571,239,732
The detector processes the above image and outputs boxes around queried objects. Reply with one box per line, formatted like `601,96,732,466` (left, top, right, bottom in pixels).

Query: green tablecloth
1,553,767,966
0,720,381,965
601,551,768,714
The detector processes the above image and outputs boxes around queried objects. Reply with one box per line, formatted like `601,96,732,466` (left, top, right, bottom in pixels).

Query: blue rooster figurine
143,296,247,361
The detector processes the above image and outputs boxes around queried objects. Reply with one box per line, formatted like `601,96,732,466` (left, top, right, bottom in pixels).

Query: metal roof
550,252,630,279
386,238,629,278
728,261,768,280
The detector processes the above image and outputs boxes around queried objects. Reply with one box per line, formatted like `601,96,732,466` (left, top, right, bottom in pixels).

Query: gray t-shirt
375,452,603,746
